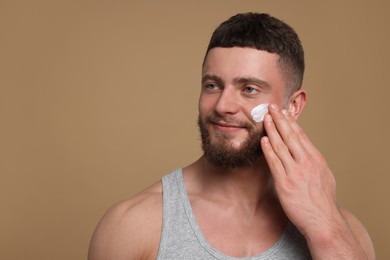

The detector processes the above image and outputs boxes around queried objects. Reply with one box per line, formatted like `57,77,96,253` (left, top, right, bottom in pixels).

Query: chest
192,200,288,258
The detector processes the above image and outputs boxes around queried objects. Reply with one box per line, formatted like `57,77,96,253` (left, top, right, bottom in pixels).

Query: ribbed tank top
157,168,312,260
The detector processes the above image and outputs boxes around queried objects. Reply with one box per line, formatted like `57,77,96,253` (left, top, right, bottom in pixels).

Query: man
88,13,375,259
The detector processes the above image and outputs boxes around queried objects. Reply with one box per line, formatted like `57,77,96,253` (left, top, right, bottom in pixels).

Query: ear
287,89,307,120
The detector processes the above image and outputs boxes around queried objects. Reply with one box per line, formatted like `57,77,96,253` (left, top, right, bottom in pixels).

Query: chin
228,140,247,150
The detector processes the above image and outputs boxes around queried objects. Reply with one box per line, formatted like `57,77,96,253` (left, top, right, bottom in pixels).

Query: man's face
198,47,287,168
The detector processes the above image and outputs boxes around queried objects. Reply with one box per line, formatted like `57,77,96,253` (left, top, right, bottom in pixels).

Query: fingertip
264,113,272,123
269,103,278,112
261,136,271,148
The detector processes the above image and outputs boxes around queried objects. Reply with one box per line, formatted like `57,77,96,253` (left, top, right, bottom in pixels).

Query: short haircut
204,13,304,96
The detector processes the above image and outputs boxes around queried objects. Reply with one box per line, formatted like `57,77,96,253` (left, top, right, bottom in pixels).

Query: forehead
202,47,285,87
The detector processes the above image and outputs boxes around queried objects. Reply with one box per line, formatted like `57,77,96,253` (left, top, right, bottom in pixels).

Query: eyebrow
201,74,223,85
234,77,273,90
202,74,273,90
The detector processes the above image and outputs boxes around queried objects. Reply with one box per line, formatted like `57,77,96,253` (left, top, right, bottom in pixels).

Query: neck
184,155,276,214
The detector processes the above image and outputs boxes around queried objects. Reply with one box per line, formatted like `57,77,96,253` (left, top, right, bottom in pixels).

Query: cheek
270,90,288,107
198,93,216,114
250,103,268,123
245,99,269,124
198,97,207,116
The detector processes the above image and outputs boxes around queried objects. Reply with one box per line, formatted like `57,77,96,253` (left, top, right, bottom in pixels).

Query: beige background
1,0,389,259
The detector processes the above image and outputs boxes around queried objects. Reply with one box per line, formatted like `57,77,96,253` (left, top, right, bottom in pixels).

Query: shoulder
340,208,376,260
88,180,163,260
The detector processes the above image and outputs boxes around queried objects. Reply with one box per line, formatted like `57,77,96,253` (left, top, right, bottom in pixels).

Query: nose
214,88,239,115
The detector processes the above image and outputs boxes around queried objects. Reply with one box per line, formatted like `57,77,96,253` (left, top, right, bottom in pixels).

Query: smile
213,121,245,132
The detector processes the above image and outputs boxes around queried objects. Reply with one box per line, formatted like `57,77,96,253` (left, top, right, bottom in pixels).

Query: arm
88,184,163,260
260,103,375,260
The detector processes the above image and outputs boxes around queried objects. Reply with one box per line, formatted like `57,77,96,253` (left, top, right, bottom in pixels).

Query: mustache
206,113,252,129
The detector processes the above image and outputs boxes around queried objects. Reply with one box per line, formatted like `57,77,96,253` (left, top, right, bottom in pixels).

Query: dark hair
204,13,304,95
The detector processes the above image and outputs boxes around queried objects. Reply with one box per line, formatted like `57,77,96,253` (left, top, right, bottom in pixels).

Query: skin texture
88,47,375,260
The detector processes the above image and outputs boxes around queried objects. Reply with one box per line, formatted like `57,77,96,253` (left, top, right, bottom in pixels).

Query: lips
212,120,245,132
205,114,251,133
214,121,241,128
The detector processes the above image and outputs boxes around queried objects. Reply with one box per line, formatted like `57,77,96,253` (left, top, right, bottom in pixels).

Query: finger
263,112,295,171
267,104,307,161
261,136,286,180
282,110,322,160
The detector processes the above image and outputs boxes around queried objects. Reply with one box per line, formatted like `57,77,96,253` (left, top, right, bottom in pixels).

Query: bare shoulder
340,208,376,260
88,180,163,260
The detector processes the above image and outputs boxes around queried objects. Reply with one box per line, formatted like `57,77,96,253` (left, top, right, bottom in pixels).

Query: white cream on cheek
251,103,269,122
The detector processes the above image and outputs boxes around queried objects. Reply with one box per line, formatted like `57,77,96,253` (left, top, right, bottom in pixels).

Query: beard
198,114,265,169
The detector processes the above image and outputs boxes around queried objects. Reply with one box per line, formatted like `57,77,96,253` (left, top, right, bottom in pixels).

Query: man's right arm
88,183,163,260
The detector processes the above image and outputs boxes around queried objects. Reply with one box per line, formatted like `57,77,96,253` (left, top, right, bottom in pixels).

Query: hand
260,104,340,238
260,104,373,259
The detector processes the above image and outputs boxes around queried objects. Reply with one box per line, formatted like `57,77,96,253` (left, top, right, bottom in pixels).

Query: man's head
198,13,306,168
204,12,304,96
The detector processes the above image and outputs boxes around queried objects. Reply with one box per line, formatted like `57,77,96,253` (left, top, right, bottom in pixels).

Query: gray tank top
157,169,312,260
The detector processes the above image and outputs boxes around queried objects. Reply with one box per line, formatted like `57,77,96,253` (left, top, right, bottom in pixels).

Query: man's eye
206,83,219,90
244,86,257,94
